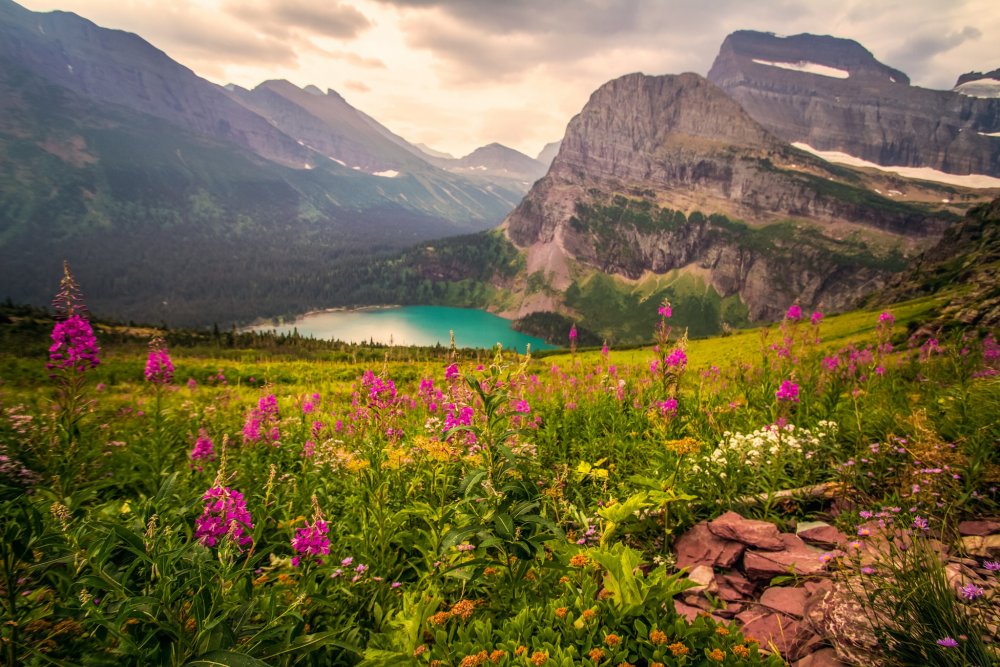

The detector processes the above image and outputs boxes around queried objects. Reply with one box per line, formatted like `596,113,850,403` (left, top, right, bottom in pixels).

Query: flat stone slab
709,511,785,551
958,519,1000,536
717,571,756,602
797,521,848,549
675,522,745,568
760,585,810,618
736,609,808,658
744,534,827,580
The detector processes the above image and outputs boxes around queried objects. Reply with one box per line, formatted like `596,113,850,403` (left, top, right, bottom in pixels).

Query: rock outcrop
707,31,1000,176
503,72,957,322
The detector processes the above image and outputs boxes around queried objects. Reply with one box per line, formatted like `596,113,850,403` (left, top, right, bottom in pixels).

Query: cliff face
504,72,964,323
707,31,1000,176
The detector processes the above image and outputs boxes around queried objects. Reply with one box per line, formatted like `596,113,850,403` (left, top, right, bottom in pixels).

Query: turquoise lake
253,306,557,351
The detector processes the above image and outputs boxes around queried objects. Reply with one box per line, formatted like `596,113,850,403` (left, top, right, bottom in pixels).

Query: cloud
227,0,373,40
344,80,371,92
887,26,983,80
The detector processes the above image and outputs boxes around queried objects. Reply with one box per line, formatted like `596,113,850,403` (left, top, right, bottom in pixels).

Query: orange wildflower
604,633,621,647
649,628,667,645
668,642,689,657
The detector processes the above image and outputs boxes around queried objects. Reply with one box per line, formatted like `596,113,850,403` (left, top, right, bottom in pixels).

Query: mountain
414,143,456,160
490,72,989,340
444,143,548,182
536,141,562,167
707,31,1000,177
954,69,1000,99
876,196,1000,328
0,0,522,326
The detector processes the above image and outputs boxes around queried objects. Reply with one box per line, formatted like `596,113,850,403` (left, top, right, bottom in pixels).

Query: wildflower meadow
0,266,997,666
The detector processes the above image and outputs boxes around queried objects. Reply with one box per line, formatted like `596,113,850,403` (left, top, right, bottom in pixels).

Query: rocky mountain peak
710,31,908,85
708,30,1000,176
953,68,1000,98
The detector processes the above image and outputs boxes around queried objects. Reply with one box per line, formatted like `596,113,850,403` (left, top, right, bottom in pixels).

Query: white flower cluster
689,421,838,476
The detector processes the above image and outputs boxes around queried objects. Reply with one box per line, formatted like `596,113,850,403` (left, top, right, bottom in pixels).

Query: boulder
674,599,702,623
675,522,745,568
709,511,785,551
962,534,1000,559
686,564,718,593
804,580,884,666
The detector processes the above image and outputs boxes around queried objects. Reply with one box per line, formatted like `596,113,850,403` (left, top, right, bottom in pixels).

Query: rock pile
672,511,1000,666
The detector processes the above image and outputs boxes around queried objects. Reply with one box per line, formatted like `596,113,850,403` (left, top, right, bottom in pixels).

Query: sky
17,0,1000,158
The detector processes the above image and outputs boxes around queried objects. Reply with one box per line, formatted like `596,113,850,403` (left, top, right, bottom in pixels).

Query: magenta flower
984,560,1000,572
144,338,174,385
569,324,578,341
960,583,984,601
936,637,959,648
665,348,687,369
189,428,215,468
512,399,531,413
785,304,802,321
657,398,678,417
810,311,824,326
445,363,460,380
48,315,101,373
879,311,895,326
775,380,800,402
658,302,672,318
194,486,254,550
291,518,330,567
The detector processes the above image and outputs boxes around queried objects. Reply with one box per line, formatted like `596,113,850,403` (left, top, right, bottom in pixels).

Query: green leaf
187,650,270,667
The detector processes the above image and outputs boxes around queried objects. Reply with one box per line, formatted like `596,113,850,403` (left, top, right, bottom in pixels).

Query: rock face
504,71,955,322
954,68,1000,99
877,196,1000,328
707,31,1000,176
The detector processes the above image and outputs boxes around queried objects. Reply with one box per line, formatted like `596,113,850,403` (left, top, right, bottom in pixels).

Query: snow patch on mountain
751,59,849,79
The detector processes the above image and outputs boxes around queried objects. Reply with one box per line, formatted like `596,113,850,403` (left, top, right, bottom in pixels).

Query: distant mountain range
0,0,545,325
2,3,998,338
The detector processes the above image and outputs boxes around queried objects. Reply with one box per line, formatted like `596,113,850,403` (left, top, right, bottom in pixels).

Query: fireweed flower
194,486,253,550
658,301,672,318
775,380,800,402
811,311,824,326
291,518,330,567
144,338,174,385
785,304,802,321
879,311,895,326
48,315,101,374
657,398,678,417
189,429,215,468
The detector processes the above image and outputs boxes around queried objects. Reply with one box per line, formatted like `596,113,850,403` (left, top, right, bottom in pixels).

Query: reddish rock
961,534,1000,559
709,511,785,551
797,521,848,549
717,571,756,601
687,564,718,593
675,522,745,568
793,647,849,667
959,519,1000,536
744,534,827,580
760,586,810,618
736,609,805,658
674,599,701,622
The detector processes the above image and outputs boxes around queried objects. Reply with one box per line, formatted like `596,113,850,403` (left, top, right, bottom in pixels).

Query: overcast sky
18,0,1000,158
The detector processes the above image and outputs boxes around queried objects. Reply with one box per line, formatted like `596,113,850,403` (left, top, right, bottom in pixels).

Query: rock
736,609,808,658
674,599,701,623
675,522,746,568
686,565,719,594
794,647,849,667
717,571,756,602
760,586,810,618
797,521,848,549
959,519,1000,536
804,580,884,666
744,534,828,580
709,511,785,551
682,593,715,612
962,534,1000,559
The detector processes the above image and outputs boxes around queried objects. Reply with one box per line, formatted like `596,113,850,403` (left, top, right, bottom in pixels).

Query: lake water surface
253,306,556,351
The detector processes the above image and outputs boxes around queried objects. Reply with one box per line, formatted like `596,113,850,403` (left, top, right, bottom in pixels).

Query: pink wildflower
144,338,174,385
785,304,802,321
775,380,800,402
194,486,254,550
291,518,330,567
